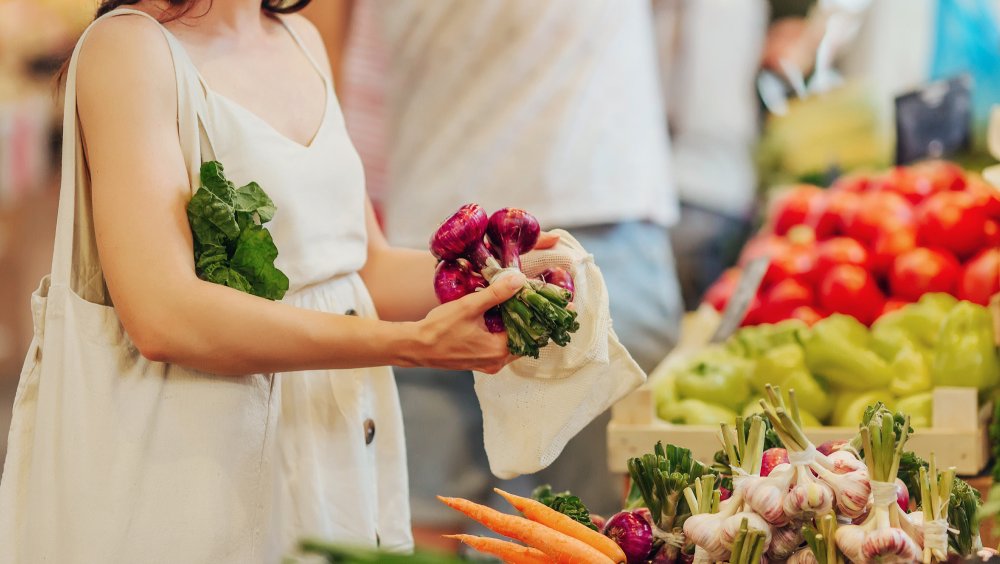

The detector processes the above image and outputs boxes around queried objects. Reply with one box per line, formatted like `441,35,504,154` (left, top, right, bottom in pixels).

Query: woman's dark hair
94,0,313,21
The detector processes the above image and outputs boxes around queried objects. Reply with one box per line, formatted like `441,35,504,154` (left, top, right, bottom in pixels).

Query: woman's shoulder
75,12,177,126
77,11,175,82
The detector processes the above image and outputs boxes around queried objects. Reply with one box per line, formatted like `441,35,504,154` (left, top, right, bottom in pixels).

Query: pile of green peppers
655,293,999,429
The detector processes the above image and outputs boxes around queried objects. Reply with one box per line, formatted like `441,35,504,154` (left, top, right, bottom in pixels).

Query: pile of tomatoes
704,160,1000,326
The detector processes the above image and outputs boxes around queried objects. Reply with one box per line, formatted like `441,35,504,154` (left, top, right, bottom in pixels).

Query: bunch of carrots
438,489,626,564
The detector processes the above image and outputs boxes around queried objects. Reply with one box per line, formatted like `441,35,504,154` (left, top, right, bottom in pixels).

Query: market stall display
704,160,1000,328
293,394,993,563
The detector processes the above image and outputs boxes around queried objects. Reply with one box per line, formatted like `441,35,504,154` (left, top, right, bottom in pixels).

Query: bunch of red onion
430,204,579,358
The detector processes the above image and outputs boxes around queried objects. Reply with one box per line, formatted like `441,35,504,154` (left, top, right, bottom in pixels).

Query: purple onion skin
486,208,540,269
631,507,653,526
430,204,488,262
603,511,653,564
540,267,575,300
484,307,505,333
433,260,484,303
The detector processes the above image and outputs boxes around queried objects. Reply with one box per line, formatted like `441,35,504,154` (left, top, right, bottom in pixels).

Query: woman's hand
534,230,560,250
405,271,526,374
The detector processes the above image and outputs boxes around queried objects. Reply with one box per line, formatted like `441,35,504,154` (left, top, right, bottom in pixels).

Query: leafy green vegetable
530,485,597,531
896,451,928,507
979,484,1000,545
626,442,716,532
849,401,913,455
948,478,983,556
187,161,288,300
712,415,783,477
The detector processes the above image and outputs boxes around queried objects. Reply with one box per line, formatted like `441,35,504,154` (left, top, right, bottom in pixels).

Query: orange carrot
444,534,551,564
437,495,613,564
494,488,627,563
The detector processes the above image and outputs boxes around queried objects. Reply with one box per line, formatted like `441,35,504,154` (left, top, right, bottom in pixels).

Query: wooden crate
607,302,999,476
608,384,992,475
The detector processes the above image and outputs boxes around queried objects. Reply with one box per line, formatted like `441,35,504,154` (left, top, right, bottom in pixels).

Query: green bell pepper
800,314,893,391
831,390,895,427
750,343,832,421
726,319,808,358
658,398,739,426
888,342,933,397
896,392,933,429
672,346,753,412
931,301,1000,391
872,293,958,351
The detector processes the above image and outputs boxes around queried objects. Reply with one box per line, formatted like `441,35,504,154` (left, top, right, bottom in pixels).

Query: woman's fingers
462,271,525,315
533,231,560,250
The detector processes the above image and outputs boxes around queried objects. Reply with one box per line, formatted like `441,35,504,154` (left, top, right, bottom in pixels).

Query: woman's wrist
381,319,428,368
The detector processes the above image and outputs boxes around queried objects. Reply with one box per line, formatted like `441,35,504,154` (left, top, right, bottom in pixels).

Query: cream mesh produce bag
473,230,646,479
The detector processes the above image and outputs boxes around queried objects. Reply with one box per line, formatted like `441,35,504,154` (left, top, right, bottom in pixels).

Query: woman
0,0,552,561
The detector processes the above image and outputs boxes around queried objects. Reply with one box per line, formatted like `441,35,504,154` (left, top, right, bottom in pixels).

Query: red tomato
889,247,961,301
831,171,876,193
986,220,1000,246
741,295,766,327
844,191,914,245
812,237,871,283
966,177,1000,219
739,235,790,267
808,190,862,238
762,243,817,289
915,191,989,259
771,185,825,235
885,160,966,204
819,264,886,325
958,249,1000,306
879,299,909,318
763,278,815,316
875,166,936,204
702,268,741,312
870,224,917,275
790,305,825,326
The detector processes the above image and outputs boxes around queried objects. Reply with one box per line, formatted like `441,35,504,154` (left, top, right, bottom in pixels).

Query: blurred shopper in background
312,0,683,547
652,0,768,309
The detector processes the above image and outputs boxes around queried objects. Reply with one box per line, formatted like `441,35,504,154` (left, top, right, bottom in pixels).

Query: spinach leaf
233,181,276,222
231,225,289,301
187,161,288,301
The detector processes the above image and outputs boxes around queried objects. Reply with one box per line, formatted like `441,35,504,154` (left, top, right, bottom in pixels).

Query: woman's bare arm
76,16,518,376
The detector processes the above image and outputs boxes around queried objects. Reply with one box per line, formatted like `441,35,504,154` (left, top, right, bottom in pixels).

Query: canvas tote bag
0,10,279,563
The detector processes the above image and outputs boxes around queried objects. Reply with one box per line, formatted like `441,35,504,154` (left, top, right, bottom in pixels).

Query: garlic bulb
786,547,819,564
720,511,773,551
767,525,804,560
834,523,868,563
825,450,865,474
782,479,834,518
745,467,794,526
861,527,922,561
683,513,728,560
812,465,871,518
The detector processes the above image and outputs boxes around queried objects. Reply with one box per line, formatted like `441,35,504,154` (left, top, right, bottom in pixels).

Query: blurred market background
1,0,999,497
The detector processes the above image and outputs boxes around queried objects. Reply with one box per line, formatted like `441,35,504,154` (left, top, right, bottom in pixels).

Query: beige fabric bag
0,10,279,563
474,231,646,479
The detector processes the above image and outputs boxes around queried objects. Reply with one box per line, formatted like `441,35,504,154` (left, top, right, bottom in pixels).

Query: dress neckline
158,14,332,151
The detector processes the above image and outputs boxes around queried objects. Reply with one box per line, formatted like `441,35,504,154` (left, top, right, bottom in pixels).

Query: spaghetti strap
276,16,333,88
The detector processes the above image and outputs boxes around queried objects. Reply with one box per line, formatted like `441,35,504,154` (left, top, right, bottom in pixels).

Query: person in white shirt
319,0,683,542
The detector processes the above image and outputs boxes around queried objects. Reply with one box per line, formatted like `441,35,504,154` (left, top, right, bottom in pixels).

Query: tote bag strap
50,8,216,289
